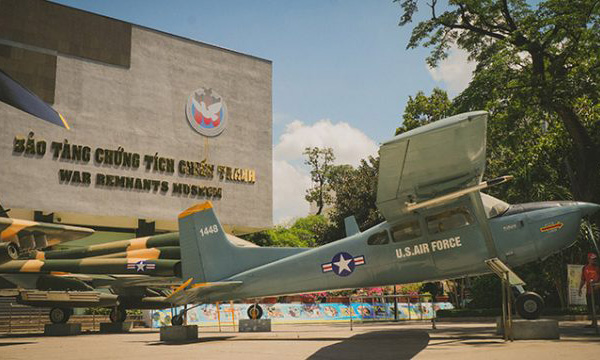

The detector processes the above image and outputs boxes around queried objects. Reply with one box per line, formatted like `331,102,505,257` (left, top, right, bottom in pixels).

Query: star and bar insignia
127,260,156,272
322,252,366,277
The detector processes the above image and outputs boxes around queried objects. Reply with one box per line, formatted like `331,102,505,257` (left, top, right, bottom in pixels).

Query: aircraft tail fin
178,202,236,284
344,216,360,237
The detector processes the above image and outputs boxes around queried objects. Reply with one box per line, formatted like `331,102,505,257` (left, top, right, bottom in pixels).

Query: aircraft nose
576,202,600,217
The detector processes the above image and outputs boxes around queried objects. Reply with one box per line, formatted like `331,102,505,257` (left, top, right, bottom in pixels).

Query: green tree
244,215,329,248
321,156,383,244
396,87,452,135
397,0,600,204
304,147,335,215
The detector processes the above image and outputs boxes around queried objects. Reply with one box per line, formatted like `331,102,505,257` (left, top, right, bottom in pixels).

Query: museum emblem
186,87,227,137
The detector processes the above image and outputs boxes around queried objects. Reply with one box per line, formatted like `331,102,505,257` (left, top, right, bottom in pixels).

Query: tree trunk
553,103,599,203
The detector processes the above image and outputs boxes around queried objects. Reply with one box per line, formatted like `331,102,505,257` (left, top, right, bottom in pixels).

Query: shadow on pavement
307,329,429,360
146,335,234,346
0,341,36,347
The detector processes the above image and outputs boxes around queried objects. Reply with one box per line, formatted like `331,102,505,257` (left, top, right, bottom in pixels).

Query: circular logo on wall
186,87,227,137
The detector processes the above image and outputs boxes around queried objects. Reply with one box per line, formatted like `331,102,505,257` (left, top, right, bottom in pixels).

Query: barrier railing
348,294,438,330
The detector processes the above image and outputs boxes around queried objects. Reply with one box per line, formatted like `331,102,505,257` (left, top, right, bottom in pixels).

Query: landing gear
247,304,263,319
109,307,127,323
515,292,544,320
49,307,72,324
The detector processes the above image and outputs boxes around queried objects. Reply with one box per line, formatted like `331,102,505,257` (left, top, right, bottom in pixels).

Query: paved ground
1,321,599,359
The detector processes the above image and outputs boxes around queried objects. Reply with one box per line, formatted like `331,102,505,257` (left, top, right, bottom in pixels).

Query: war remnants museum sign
12,132,257,198
0,0,273,230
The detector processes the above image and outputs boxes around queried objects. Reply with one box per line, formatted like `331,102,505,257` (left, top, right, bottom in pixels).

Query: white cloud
275,119,378,166
272,159,311,224
427,47,476,95
272,119,378,224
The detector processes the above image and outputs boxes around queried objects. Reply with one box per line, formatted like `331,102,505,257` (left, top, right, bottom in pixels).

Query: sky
51,0,475,224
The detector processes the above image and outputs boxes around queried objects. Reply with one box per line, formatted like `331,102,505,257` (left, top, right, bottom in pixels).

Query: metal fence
349,294,437,322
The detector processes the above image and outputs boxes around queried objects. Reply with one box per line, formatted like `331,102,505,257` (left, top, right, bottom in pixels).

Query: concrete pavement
1,321,599,359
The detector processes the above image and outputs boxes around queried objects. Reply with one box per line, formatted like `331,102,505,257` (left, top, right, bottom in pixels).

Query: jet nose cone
576,202,600,217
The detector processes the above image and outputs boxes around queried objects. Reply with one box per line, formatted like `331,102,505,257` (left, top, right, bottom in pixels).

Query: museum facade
0,0,273,236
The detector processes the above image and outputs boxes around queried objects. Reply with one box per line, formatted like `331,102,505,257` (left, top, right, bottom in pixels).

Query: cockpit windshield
480,192,510,218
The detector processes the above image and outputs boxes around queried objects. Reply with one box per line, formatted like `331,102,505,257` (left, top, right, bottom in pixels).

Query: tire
171,314,184,326
6,243,19,260
109,308,127,323
49,307,72,324
515,292,544,320
247,304,263,320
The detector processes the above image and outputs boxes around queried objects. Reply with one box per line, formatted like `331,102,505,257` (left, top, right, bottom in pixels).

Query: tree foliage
397,0,600,203
244,215,329,248
396,87,452,135
304,147,335,215
320,157,384,244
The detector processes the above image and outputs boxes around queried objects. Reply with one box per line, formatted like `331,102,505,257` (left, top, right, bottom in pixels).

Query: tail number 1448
199,225,219,237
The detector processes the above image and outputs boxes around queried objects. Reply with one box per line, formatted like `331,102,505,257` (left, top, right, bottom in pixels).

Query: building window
426,206,473,234
367,231,390,245
390,221,421,242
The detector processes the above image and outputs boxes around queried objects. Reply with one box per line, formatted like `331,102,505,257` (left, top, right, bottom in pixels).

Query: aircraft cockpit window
367,231,390,245
390,221,421,242
426,207,473,234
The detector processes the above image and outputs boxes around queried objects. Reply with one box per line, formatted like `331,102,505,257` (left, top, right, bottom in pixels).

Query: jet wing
99,275,183,288
376,111,488,222
0,68,70,128
0,218,94,248
165,281,243,306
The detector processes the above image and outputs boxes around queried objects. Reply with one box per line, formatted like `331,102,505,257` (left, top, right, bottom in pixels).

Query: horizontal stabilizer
165,281,243,305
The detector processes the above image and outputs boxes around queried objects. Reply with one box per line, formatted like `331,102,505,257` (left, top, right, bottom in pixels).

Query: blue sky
51,0,474,222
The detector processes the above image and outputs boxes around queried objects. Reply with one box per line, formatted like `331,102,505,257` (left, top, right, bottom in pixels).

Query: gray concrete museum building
0,0,273,237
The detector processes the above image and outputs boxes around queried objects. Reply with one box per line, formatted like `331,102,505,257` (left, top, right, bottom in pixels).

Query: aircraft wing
98,275,183,288
0,218,94,248
376,111,488,222
165,281,243,306
0,68,70,128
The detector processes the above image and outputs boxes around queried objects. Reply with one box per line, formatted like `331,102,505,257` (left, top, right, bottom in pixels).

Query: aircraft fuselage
204,200,598,302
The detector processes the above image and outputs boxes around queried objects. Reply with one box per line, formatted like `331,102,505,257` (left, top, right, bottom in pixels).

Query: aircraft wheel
49,307,72,324
515,292,544,320
247,304,263,320
6,242,19,260
109,307,127,323
171,314,184,326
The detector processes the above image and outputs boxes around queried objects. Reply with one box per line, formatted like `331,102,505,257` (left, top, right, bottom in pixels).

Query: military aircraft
0,232,182,323
0,228,265,324
164,111,600,324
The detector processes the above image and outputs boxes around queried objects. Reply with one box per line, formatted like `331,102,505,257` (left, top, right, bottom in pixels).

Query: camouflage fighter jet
0,229,279,323
0,232,182,323
163,111,599,325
